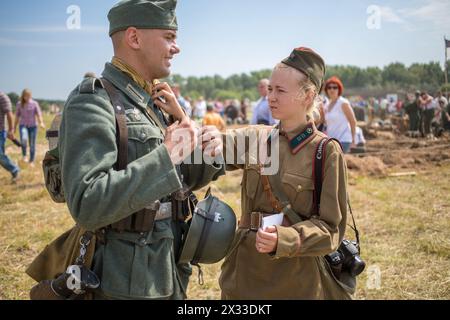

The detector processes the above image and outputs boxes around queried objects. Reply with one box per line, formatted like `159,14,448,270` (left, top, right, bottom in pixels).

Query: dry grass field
0,114,449,300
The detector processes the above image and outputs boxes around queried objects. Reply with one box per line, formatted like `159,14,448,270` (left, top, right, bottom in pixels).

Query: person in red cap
322,76,357,153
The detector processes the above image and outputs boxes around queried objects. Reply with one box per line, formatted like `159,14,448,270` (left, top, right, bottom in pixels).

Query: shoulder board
78,77,104,94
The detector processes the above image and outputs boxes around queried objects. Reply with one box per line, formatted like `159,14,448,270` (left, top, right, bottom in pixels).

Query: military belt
238,212,291,231
109,201,172,233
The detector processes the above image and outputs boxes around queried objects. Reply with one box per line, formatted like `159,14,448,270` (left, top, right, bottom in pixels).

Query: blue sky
0,0,449,99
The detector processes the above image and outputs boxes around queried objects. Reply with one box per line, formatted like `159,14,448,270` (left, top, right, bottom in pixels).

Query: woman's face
268,66,307,122
326,83,339,100
23,92,31,102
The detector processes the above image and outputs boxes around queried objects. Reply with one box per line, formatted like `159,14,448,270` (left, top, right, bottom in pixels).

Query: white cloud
379,6,405,24
399,0,450,30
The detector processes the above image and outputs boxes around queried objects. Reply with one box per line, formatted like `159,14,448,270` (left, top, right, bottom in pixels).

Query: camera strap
313,138,361,249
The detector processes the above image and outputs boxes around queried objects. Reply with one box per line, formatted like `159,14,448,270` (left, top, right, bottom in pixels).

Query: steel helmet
179,189,236,265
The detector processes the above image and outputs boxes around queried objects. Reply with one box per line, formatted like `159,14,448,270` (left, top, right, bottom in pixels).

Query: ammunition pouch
42,150,65,203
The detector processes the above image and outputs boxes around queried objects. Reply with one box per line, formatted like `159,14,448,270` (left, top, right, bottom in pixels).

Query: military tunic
59,63,224,299
219,123,352,299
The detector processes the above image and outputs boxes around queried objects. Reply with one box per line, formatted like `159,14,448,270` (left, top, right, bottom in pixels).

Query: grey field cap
108,0,178,36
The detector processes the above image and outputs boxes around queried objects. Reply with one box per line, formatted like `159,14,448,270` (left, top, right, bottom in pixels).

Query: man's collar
101,62,151,108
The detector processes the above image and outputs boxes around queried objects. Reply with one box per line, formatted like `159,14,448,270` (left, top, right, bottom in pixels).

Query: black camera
325,239,366,278
30,265,100,300
51,265,100,298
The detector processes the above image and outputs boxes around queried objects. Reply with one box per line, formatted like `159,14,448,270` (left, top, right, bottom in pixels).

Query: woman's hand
200,125,223,158
255,226,278,254
151,82,185,121
40,122,46,129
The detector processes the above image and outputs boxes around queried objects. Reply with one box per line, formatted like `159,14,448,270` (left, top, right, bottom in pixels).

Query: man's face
258,81,269,97
137,29,180,79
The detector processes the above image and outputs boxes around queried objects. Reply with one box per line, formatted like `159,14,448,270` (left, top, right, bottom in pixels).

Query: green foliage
7,92,19,106
169,61,445,100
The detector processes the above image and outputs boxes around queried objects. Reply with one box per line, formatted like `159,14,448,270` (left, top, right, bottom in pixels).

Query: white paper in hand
261,213,284,230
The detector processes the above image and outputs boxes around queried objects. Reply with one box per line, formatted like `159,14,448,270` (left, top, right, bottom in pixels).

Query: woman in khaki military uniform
219,47,352,300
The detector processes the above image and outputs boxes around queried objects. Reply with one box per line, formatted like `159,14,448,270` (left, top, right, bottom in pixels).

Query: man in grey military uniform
58,0,225,299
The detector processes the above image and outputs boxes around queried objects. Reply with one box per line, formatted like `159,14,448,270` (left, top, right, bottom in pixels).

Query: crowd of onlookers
3,76,449,183
349,90,450,139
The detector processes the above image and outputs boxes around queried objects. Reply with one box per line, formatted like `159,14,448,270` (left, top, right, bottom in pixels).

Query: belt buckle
155,202,172,220
250,212,262,231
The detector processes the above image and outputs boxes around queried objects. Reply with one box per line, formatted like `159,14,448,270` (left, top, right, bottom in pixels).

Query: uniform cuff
274,226,301,258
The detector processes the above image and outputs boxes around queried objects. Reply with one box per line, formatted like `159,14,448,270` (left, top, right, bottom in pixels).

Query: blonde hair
20,89,32,108
273,63,322,122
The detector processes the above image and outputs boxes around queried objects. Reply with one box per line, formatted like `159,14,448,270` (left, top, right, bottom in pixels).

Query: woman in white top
323,76,357,153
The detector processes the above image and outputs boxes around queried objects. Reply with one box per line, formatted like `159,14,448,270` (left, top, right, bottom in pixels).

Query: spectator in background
172,83,192,117
380,98,388,120
441,99,450,131
203,104,225,131
251,79,277,125
0,92,20,182
419,91,435,139
323,76,357,153
435,91,448,107
240,98,250,124
387,97,397,114
215,100,225,117
432,97,449,137
193,96,207,121
224,99,240,125
13,89,45,166
404,91,421,137
355,126,366,147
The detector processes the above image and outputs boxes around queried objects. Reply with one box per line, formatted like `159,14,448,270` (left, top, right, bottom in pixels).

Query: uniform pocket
144,232,175,299
101,221,177,299
282,172,315,217
127,124,163,159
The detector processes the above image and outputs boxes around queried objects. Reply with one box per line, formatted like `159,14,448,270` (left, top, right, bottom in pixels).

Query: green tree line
6,61,449,108
167,61,450,100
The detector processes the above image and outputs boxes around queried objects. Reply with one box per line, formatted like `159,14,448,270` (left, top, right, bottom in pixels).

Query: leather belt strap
239,212,291,231
110,202,172,233
101,78,128,171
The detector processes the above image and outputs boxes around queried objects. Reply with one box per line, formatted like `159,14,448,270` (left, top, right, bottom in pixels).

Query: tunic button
140,132,147,140
297,185,302,191
138,238,147,246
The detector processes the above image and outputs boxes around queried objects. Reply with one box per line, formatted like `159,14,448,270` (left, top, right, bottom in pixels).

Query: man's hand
200,125,223,158
152,82,185,121
164,117,198,165
255,226,278,254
